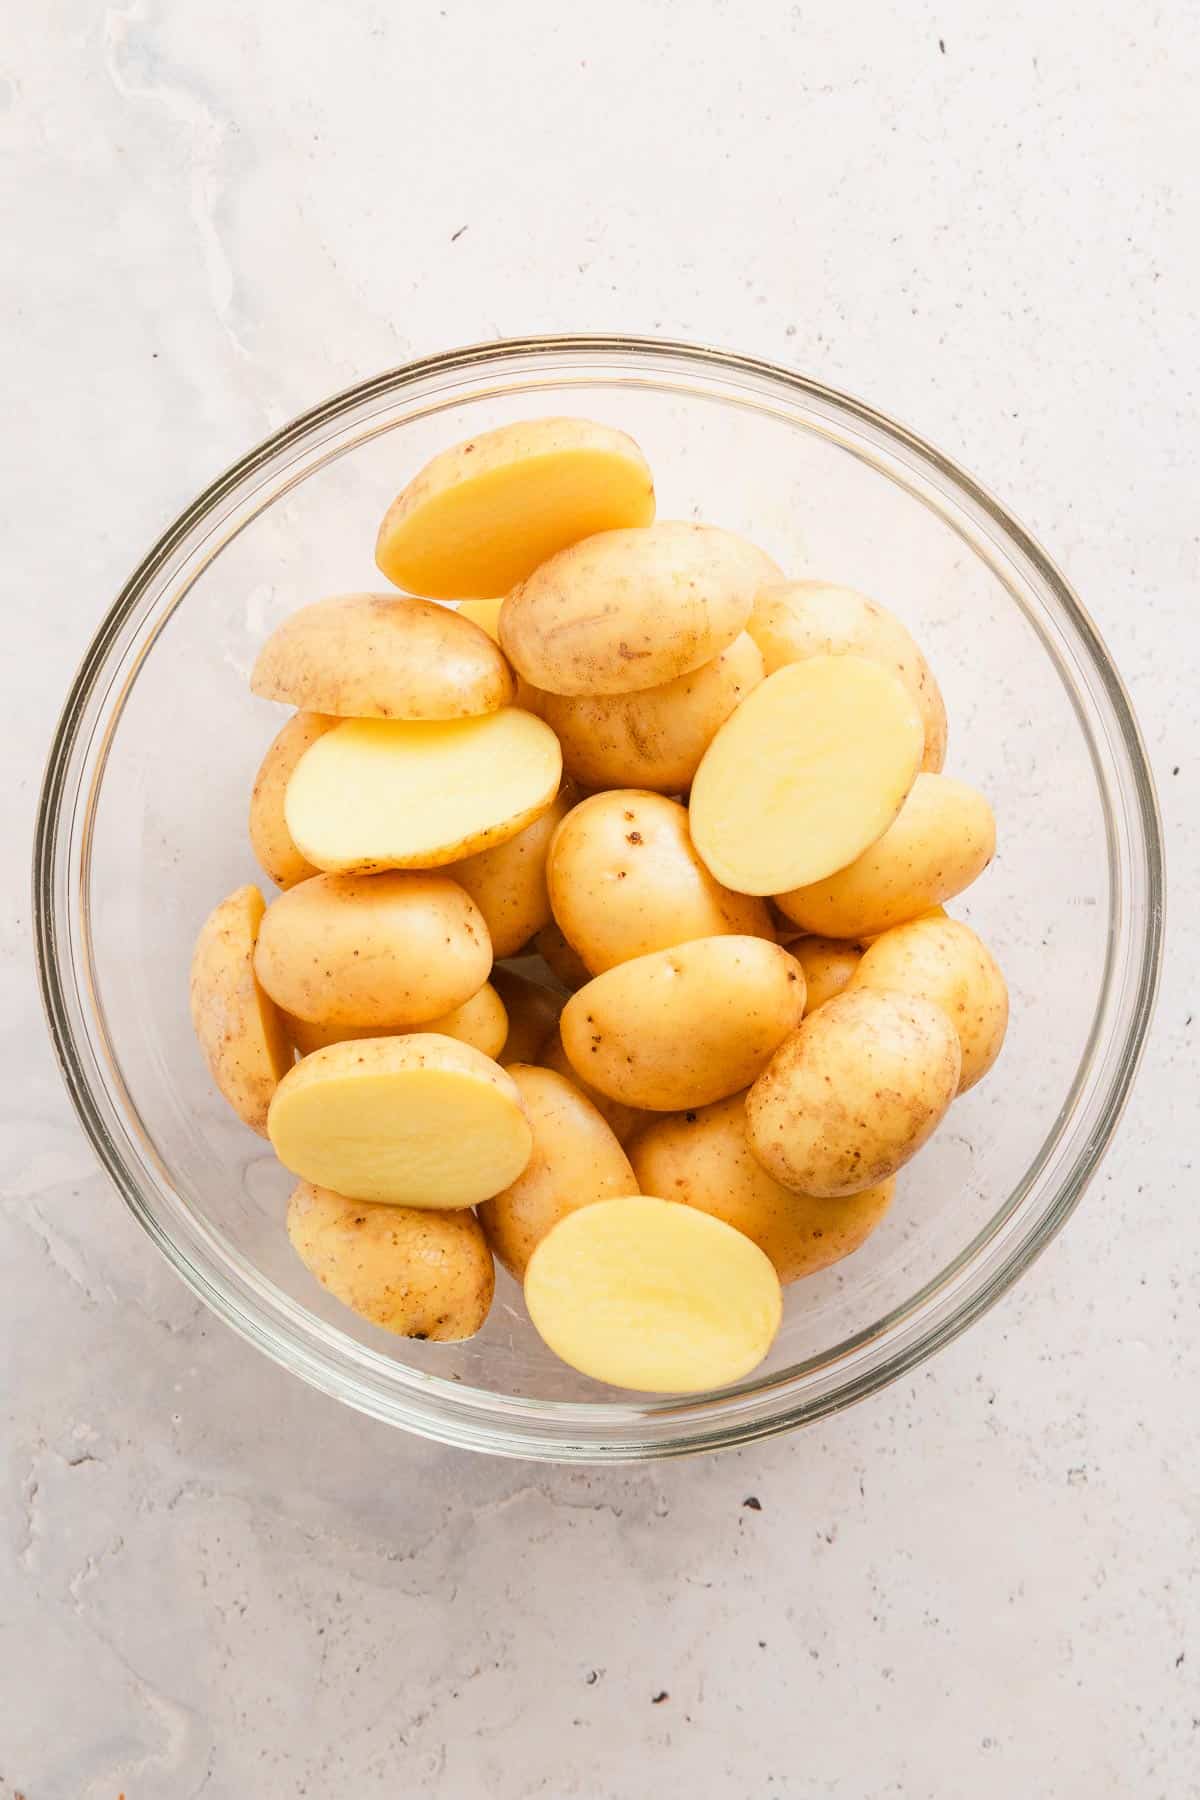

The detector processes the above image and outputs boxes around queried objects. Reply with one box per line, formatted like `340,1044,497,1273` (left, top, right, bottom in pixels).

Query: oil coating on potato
190,884,294,1135
851,914,1008,1093
248,711,337,889
285,980,508,1061
448,782,578,959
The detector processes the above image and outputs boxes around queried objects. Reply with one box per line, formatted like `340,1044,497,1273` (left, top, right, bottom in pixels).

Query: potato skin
540,1029,649,1145
250,593,515,719
746,987,960,1197
189,884,293,1135
547,791,773,976
285,980,508,1061
254,871,491,1027
287,1183,494,1339
448,782,577,959
560,935,806,1111
248,711,337,889
478,1065,639,1280
786,936,863,1014
491,966,564,1065
531,633,764,793
851,915,1008,1094
500,522,781,697
532,921,592,990
630,1092,894,1284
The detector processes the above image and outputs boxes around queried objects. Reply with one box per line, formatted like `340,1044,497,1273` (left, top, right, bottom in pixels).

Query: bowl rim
33,332,1165,1461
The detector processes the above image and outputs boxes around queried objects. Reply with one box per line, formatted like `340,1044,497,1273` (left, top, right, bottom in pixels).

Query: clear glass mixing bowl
34,336,1164,1461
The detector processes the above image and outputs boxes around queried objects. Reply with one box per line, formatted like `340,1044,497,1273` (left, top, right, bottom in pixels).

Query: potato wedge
286,980,507,1061
284,710,562,874
248,711,337,889
851,915,1008,1093
189,884,293,1135
448,782,577,959
539,1029,649,1145
491,967,564,1065
524,1195,782,1393
690,655,924,896
250,593,515,719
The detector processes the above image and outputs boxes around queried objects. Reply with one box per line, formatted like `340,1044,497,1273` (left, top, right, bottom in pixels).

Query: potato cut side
690,655,924,896
286,980,508,1060
284,711,562,874
376,417,656,599
250,593,515,719
851,915,1008,1093
268,1034,533,1207
287,1184,495,1340
448,781,577,958
248,711,337,889
189,884,293,1135
524,1195,782,1393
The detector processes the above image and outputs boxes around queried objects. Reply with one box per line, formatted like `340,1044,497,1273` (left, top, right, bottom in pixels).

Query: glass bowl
34,336,1164,1461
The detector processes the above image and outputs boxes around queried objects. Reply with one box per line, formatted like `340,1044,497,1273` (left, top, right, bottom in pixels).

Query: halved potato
189,884,293,1134
491,967,565,1065
286,980,507,1060
851,915,1008,1093
376,417,656,599
523,1194,782,1392
689,655,924,896
284,710,562,874
248,712,337,889
267,1034,533,1207
448,782,577,959
250,593,515,719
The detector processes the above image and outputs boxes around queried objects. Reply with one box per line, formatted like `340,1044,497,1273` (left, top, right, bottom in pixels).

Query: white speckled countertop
4,3,1197,1794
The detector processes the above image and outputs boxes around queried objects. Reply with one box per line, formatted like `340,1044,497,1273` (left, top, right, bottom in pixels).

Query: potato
690,656,924,896
858,905,946,947
448,782,577,958
524,1194,782,1393
746,988,960,1197
254,871,490,1027
560,936,805,1111
286,980,507,1061
375,417,656,599
748,580,948,772
851,915,1008,1093
532,633,764,793
546,791,773,975
251,593,515,719
540,1028,649,1146
532,921,592,990
630,1093,894,1284
268,1034,532,1207
453,598,504,642
491,967,564,1064
478,1066,639,1280
786,936,863,1013
775,774,996,939
248,712,337,889
287,1183,494,1340
500,522,780,697
189,884,293,1135
284,710,562,875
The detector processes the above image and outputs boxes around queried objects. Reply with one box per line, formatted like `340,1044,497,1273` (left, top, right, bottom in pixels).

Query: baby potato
284,710,562,874
286,980,508,1061
478,1065,639,1280
748,580,948,772
746,987,960,1197
690,656,924,896
532,921,592,991
524,1194,782,1393
251,593,515,719
491,966,564,1064
448,782,577,959
287,1183,494,1340
775,774,996,940
631,1093,894,1284
376,417,656,599
786,936,863,1013
500,522,780,696
190,884,293,1135
851,915,1008,1093
248,711,337,889
560,936,806,1111
254,871,490,1027
546,791,773,975
540,1029,649,1145
532,633,764,794
268,1034,533,1207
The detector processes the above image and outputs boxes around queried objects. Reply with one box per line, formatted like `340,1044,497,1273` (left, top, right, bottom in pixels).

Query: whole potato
251,593,515,719
630,1093,894,1284
254,871,491,1027
491,966,564,1064
540,1028,649,1145
851,915,1008,1093
478,1065,639,1280
747,580,948,772
746,987,960,1196
500,522,781,696
547,791,773,975
532,633,764,793
448,782,577,958
560,936,806,1111
786,936,863,1013
248,711,336,889
190,884,293,1134
287,1183,495,1340
532,921,592,991
775,774,996,940
286,980,508,1061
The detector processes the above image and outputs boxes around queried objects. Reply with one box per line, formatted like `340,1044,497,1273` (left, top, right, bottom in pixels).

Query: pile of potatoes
190,416,1006,1395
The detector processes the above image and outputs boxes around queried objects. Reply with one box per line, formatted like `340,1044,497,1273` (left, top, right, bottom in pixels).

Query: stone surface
3,2,1197,1795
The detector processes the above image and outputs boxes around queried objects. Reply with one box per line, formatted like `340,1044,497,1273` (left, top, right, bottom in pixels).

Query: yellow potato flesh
375,417,656,599
490,967,564,1065
286,980,508,1060
448,782,576,959
267,1034,532,1207
787,936,863,1013
852,916,1008,1093
689,656,923,896
189,884,293,1135
524,1194,782,1393
248,711,336,889
284,711,562,874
